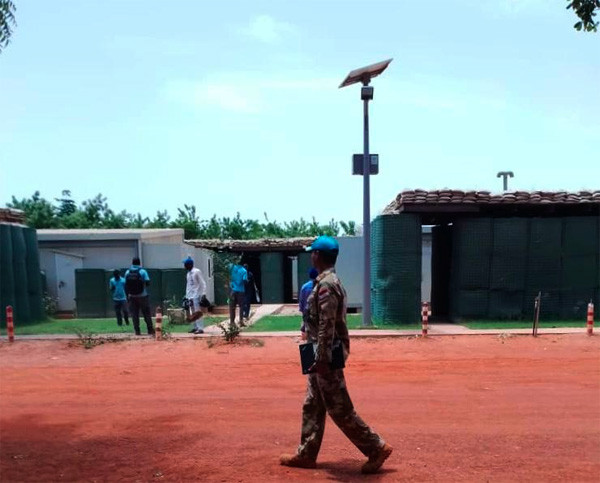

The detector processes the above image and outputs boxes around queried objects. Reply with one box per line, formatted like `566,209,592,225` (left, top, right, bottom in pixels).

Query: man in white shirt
183,257,207,334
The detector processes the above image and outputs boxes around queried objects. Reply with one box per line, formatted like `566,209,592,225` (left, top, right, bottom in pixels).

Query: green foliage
8,190,358,238
0,0,16,53
42,292,58,318
219,322,240,342
74,328,99,349
567,0,600,31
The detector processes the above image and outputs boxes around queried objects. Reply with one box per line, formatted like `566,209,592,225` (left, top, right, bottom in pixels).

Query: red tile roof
383,190,600,214
0,208,26,224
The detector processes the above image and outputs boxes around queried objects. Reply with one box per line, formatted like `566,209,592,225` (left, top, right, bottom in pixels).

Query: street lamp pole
361,80,373,327
339,59,392,327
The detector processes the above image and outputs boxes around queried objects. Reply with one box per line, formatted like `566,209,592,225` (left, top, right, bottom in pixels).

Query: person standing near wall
298,268,318,340
229,261,247,329
242,263,256,322
124,257,155,336
109,269,130,327
183,257,207,334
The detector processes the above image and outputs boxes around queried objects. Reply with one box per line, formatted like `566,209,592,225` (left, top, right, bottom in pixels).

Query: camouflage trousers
297,369,384,460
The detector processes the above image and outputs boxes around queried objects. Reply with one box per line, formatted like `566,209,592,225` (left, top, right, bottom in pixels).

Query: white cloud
165,80,262,113
106,35,203,56
241,14,297,44
478,0,553,15
165,74,337,114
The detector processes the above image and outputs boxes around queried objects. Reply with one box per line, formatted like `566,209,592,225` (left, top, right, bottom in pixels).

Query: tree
55,190,77,217
0,0,15,53
7,190,359,239
568,0,600,31
9,191,57,228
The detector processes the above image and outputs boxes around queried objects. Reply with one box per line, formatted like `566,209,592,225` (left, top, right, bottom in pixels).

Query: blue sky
1,0,598,225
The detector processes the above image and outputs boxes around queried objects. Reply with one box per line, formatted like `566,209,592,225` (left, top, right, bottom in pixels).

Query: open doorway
430,224,453,320
283,254,297,303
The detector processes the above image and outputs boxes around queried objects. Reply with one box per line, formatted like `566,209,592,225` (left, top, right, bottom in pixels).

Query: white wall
422,233,432,302
193,247,215,303
336,237,363,308
143,243,214,302
39,249,58,299
40,244,137,270
336,233,432,308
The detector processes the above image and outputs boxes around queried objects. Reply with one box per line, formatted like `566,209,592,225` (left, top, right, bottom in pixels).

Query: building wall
143,233,183,244
336,237,363,308
422,231,432,302
39,238,214,311
40,241,138,270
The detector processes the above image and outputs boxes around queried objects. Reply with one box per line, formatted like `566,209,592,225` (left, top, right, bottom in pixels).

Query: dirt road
1,334,598,481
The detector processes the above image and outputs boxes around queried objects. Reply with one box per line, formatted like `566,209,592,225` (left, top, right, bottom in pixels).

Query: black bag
125,269,145,296
299,339,345,375
199,295,211,308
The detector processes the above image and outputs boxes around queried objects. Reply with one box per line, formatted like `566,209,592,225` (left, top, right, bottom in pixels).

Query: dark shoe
361,443,393,474
194,329,204,334
239,320,246,327
280,454,316,469
188,328,197,333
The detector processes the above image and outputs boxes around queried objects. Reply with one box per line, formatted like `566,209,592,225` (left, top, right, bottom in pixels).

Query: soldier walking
280,236,392,474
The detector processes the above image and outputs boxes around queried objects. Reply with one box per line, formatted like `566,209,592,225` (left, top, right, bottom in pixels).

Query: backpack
125,269,145,296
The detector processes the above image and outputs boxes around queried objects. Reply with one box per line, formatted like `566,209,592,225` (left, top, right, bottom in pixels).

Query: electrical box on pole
352,154,379,175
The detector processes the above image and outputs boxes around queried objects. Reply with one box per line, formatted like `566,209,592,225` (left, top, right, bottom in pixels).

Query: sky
1,0,598,225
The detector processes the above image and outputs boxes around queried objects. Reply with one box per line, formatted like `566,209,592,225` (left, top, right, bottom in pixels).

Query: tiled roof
0,208,26,224
186,237,316,252
383,190,600,214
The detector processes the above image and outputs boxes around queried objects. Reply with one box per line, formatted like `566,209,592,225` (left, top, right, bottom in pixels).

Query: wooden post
6,306,15,343
421,302,430,337
155,307,163,341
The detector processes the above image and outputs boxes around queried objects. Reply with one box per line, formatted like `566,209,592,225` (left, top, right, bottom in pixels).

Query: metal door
55,253,83,311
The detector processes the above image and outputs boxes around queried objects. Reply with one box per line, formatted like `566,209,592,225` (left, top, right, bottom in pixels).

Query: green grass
245,314,419,332
12,316,227,335
462,320,586,329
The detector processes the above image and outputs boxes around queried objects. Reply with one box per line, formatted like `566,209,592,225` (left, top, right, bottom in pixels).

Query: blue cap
183,257,194,265
309,268,319,279
305,235,339,253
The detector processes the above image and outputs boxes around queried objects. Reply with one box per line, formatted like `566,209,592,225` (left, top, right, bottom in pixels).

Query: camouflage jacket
305,268,350,364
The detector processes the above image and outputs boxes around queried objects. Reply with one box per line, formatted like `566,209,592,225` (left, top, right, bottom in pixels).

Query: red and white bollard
155,307,163,341
6,306,15,343
587,302,594,336
421,302,431,337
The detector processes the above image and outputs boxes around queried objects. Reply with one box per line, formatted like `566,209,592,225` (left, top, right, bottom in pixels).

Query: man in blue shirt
109,269,129,327
298,268,318,340
124,257,155,336
229,262,248,329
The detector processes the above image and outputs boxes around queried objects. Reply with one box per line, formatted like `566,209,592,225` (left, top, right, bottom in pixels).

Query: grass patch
245,314,419,332
462,320,586,329
13,316,227,335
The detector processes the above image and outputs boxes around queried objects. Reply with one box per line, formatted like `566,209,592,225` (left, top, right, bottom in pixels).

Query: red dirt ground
1,334,599,482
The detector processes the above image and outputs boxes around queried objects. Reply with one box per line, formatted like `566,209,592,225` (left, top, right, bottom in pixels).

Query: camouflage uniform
296,268,384,460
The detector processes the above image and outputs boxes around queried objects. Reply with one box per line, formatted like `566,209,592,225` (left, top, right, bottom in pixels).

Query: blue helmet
305,235,339,253
183,257,194,266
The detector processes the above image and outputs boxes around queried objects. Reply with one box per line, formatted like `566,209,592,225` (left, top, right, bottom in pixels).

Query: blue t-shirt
299,280,314,315
229,264,248,293
124,265,150,297
109,276,127,301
